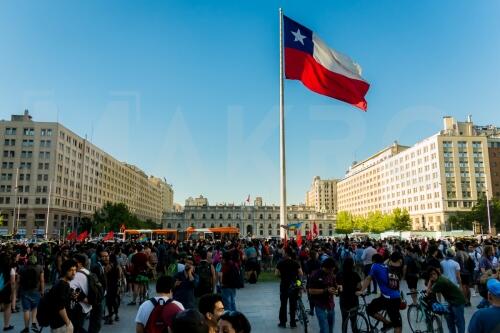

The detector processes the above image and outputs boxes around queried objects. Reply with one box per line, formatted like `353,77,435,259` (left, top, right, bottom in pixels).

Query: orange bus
185,227,239,241
123,229,177,243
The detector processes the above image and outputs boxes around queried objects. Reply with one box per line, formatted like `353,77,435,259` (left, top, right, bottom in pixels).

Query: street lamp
485,181,492,235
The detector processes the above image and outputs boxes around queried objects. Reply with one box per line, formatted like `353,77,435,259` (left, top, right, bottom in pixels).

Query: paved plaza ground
5,279,479,332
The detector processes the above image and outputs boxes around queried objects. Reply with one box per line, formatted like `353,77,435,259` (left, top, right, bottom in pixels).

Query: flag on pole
283,15,370,111
102,231,114,241
306,230,312,241
246,195,250,204
313,222,318,238
297,230,302,247
66,231,77,241
76,231,88,242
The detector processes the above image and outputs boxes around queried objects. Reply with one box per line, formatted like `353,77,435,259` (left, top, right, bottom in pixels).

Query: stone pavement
4,280,480,332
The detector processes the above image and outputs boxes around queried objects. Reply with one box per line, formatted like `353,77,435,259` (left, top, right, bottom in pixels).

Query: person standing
219,251,240,312
275,249,302,328
69,254,92,333
441,249,462,287
88,250,108,333
173,258,197,309
361,242,378,294
455,242,473,306
426,266,466,333
0,251,15,331
135,275,184,333
198,294,225,333
468,278,500,333
50,259,78,333
307,258,338,333
18,254,44,333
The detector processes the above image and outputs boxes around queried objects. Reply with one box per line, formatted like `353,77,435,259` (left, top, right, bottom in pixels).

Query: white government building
337,116,495,231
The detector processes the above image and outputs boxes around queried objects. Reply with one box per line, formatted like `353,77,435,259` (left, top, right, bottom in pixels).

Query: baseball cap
487,278,500,297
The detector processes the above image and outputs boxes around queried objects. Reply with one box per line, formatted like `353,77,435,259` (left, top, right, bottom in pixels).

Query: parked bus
183,227,239,241
123,229,177,243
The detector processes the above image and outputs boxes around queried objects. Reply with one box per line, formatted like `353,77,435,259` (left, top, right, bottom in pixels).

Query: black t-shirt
50,279,71,329
277,259,300,290
305,259,321,276
336,270,361,307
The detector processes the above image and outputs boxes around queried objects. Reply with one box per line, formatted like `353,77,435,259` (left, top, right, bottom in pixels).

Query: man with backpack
88,250,108,333
69,254,93,333
135,275,184,333
19,254,44,333
194,250,216,298
38,259,77,333
455,242,473,306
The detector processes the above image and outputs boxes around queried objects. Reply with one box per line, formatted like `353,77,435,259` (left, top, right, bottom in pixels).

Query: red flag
77,231,89,242
102,231,114,241
66,231,77,241
306,230,312,241
297,231,302,247
283,15,369,111
313,222,318,238
246,195,250,203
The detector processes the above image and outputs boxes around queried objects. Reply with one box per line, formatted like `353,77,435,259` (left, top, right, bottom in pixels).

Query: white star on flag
291,28,306,45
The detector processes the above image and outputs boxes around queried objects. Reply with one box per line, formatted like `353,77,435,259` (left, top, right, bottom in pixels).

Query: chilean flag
283,15,370,111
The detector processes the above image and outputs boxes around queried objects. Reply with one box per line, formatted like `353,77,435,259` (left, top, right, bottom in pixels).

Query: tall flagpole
279,8,287,239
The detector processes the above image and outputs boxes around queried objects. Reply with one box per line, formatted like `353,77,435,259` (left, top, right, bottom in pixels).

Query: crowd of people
0,235,498,333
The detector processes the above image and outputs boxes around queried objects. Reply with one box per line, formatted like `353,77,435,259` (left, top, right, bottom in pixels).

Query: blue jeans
21,290,41,312
315,306,334,333
445,304,465,333
221,288,237,311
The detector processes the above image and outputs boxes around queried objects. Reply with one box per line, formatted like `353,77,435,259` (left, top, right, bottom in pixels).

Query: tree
92,202,157,235
335,211,354,234
469,196,500,232
392,208,411,231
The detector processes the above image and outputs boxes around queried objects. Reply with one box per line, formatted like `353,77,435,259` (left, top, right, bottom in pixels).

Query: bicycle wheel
348,312,369,333
429,315,443,333
407,304,427,333
296,299,308,333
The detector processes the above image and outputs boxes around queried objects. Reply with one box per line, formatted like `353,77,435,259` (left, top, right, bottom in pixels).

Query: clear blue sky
1,1,499,206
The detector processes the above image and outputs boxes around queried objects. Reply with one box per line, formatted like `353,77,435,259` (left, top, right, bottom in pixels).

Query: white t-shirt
70,268,92,313
135,296,184,327
440,258,460,286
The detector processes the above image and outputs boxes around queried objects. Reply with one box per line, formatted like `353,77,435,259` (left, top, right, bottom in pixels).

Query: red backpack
144,298,181,333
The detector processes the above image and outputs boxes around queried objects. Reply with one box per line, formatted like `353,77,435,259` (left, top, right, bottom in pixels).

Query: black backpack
195,261,212,297
37,282,57,328
20,265,38,291
388,265,401,290
81,271,104,306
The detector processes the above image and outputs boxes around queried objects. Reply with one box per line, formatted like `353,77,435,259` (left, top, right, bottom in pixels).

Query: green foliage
392,208,412,231
92,202,159,235
336,208,412,233
447,196,500,232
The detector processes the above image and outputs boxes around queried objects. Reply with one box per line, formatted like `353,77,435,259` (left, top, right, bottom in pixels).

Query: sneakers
277,323,286,328
31,323,39,333
2,326,14,332
114,315,120,322
20,329,29,333
290,322,297,328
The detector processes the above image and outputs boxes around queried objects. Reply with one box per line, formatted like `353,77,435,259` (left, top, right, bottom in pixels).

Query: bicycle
406,291,443,333
289,279,309,333
342,294,390,333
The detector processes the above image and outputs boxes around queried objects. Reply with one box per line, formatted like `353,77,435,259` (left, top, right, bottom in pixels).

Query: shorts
367,296,402,328
460,274,471,286
135,274,149,284
0,284,12,305
406,276,418,290
21,290,41,311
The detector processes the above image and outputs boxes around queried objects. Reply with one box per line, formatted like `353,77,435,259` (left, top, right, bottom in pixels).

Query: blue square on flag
283,15,313,55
